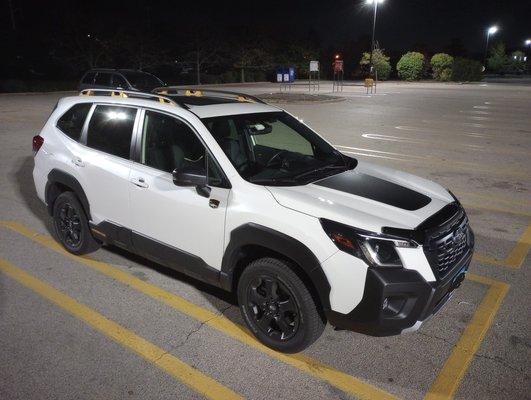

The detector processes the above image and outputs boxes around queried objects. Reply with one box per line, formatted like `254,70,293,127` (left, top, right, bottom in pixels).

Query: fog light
382,296,406,317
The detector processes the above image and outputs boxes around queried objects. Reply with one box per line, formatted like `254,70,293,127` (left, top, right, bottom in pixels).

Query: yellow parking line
473,223,531,268
0,257,243,400
4,222,398,399
1,221,397,400
424,273,509,400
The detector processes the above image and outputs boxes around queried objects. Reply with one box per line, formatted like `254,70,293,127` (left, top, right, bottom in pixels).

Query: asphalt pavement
0,81,529,399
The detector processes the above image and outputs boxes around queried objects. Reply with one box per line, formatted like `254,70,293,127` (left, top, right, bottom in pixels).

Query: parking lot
0,81,529,399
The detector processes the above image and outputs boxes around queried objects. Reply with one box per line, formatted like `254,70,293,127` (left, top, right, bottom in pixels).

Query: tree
183,34,224,85
233,46,272,83
507,51,526,74
487,42,509,74
360,49,391,80
451,58,483,82
431,53,454,81
397,52,425,81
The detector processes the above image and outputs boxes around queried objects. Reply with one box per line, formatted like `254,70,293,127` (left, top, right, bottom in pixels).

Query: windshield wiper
293,164,349,180
249,176,298,185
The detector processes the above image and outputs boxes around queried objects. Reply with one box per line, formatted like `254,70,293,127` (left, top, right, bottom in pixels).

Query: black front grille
424,214,473,278
383,201,475,279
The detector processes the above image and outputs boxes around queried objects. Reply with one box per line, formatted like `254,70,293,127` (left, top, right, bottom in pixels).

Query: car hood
266,161,454,233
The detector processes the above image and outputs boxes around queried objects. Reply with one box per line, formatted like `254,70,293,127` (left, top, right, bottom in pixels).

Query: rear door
128,109,230,270
76,104,139,226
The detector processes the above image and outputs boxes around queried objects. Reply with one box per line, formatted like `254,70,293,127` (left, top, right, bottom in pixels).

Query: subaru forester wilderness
32,88,474,353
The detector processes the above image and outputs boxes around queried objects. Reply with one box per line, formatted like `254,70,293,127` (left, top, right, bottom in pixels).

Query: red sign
333,60,344,73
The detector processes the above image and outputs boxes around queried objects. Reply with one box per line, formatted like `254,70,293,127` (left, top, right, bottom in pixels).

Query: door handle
131,177,149,188
71,157,85,167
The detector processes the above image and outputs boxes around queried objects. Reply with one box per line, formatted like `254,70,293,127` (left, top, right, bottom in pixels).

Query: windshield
202,112,356,186
121,71,163,91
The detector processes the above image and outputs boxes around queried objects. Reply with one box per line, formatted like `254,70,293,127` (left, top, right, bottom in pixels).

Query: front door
129,109,230,271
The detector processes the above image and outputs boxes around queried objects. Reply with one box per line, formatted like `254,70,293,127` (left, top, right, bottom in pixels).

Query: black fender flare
45,169,91,220
220,223,331,311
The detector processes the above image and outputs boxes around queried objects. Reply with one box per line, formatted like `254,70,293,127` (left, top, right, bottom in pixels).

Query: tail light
32,135,44,154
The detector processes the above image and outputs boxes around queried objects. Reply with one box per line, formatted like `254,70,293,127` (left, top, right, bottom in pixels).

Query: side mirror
172,168,211,198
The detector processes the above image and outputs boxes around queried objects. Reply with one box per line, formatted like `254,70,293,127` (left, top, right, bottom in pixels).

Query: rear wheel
52,191,100,255
237,257,325,353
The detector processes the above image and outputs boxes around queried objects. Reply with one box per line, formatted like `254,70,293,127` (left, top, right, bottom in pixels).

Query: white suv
32,88,474,352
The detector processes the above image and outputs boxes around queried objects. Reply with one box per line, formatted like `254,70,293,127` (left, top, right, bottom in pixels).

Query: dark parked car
78,69,165,92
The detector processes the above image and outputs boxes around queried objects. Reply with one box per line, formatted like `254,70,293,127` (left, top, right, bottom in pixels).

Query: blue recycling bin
288,67,295,83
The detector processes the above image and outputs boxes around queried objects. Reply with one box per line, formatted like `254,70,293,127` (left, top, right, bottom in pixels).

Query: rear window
86,105,137,159
94,72,112,86
56,103,93,141
121,71,162,91
82,72,96,84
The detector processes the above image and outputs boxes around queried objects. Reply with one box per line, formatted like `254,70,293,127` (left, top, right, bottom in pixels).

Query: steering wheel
265,150,289,168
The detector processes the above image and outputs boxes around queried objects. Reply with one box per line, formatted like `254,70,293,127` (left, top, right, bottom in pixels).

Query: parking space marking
461,202,531,218
0,257,243,400
335,145,530,179
473,223,531,268
1,221,397,400
424,273,509,400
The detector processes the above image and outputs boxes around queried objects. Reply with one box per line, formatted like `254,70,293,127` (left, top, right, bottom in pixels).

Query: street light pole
367,0,384,73
484,26,498,68
370,1,378,68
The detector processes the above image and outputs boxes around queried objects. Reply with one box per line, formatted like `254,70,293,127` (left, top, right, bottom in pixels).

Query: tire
237,257,326,353
52,191,100,255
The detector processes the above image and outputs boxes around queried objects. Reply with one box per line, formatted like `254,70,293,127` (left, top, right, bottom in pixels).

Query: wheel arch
45,169,91,220
220,223,331,312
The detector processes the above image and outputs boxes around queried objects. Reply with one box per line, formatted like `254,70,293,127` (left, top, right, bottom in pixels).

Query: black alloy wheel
247,275,300,341
238,257,326,353
56,202,82,249
52,191,100,255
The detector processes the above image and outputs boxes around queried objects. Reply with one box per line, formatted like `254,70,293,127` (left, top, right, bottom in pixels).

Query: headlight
320,219,418,268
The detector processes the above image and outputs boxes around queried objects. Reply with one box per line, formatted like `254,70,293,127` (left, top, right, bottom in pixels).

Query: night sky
4,0,529,51
1,0,530,80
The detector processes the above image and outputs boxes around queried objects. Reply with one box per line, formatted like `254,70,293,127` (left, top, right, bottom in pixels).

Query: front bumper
327,251,472,336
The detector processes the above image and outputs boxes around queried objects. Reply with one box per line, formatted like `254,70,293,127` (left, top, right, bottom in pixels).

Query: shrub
359,49,392,80
397,52,425,81
431,53,454,81
451,58,483,82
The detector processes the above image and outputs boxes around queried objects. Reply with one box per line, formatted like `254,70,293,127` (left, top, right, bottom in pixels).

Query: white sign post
309,61,320,92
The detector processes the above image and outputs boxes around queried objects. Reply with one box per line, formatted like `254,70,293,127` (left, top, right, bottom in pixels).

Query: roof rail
79,89,178,106
152,87,266,104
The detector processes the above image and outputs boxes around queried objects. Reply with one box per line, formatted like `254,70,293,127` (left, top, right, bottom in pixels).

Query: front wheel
237,257,326,353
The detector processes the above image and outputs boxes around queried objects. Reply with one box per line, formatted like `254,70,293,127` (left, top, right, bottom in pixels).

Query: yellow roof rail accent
111,91,128,98
77,89,177,107
185,89,203,97
237,95,253,103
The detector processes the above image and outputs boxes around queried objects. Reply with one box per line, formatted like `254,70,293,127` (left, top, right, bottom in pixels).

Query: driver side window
140,111,223,185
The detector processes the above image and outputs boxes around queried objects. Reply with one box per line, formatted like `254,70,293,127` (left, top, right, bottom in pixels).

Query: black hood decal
314,172,432,211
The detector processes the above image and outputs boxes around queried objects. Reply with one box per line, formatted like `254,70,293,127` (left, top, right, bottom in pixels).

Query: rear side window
56,103,92,141
94,72,112,86
86,105,137,159
112,74,128,89
82,72,96,84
